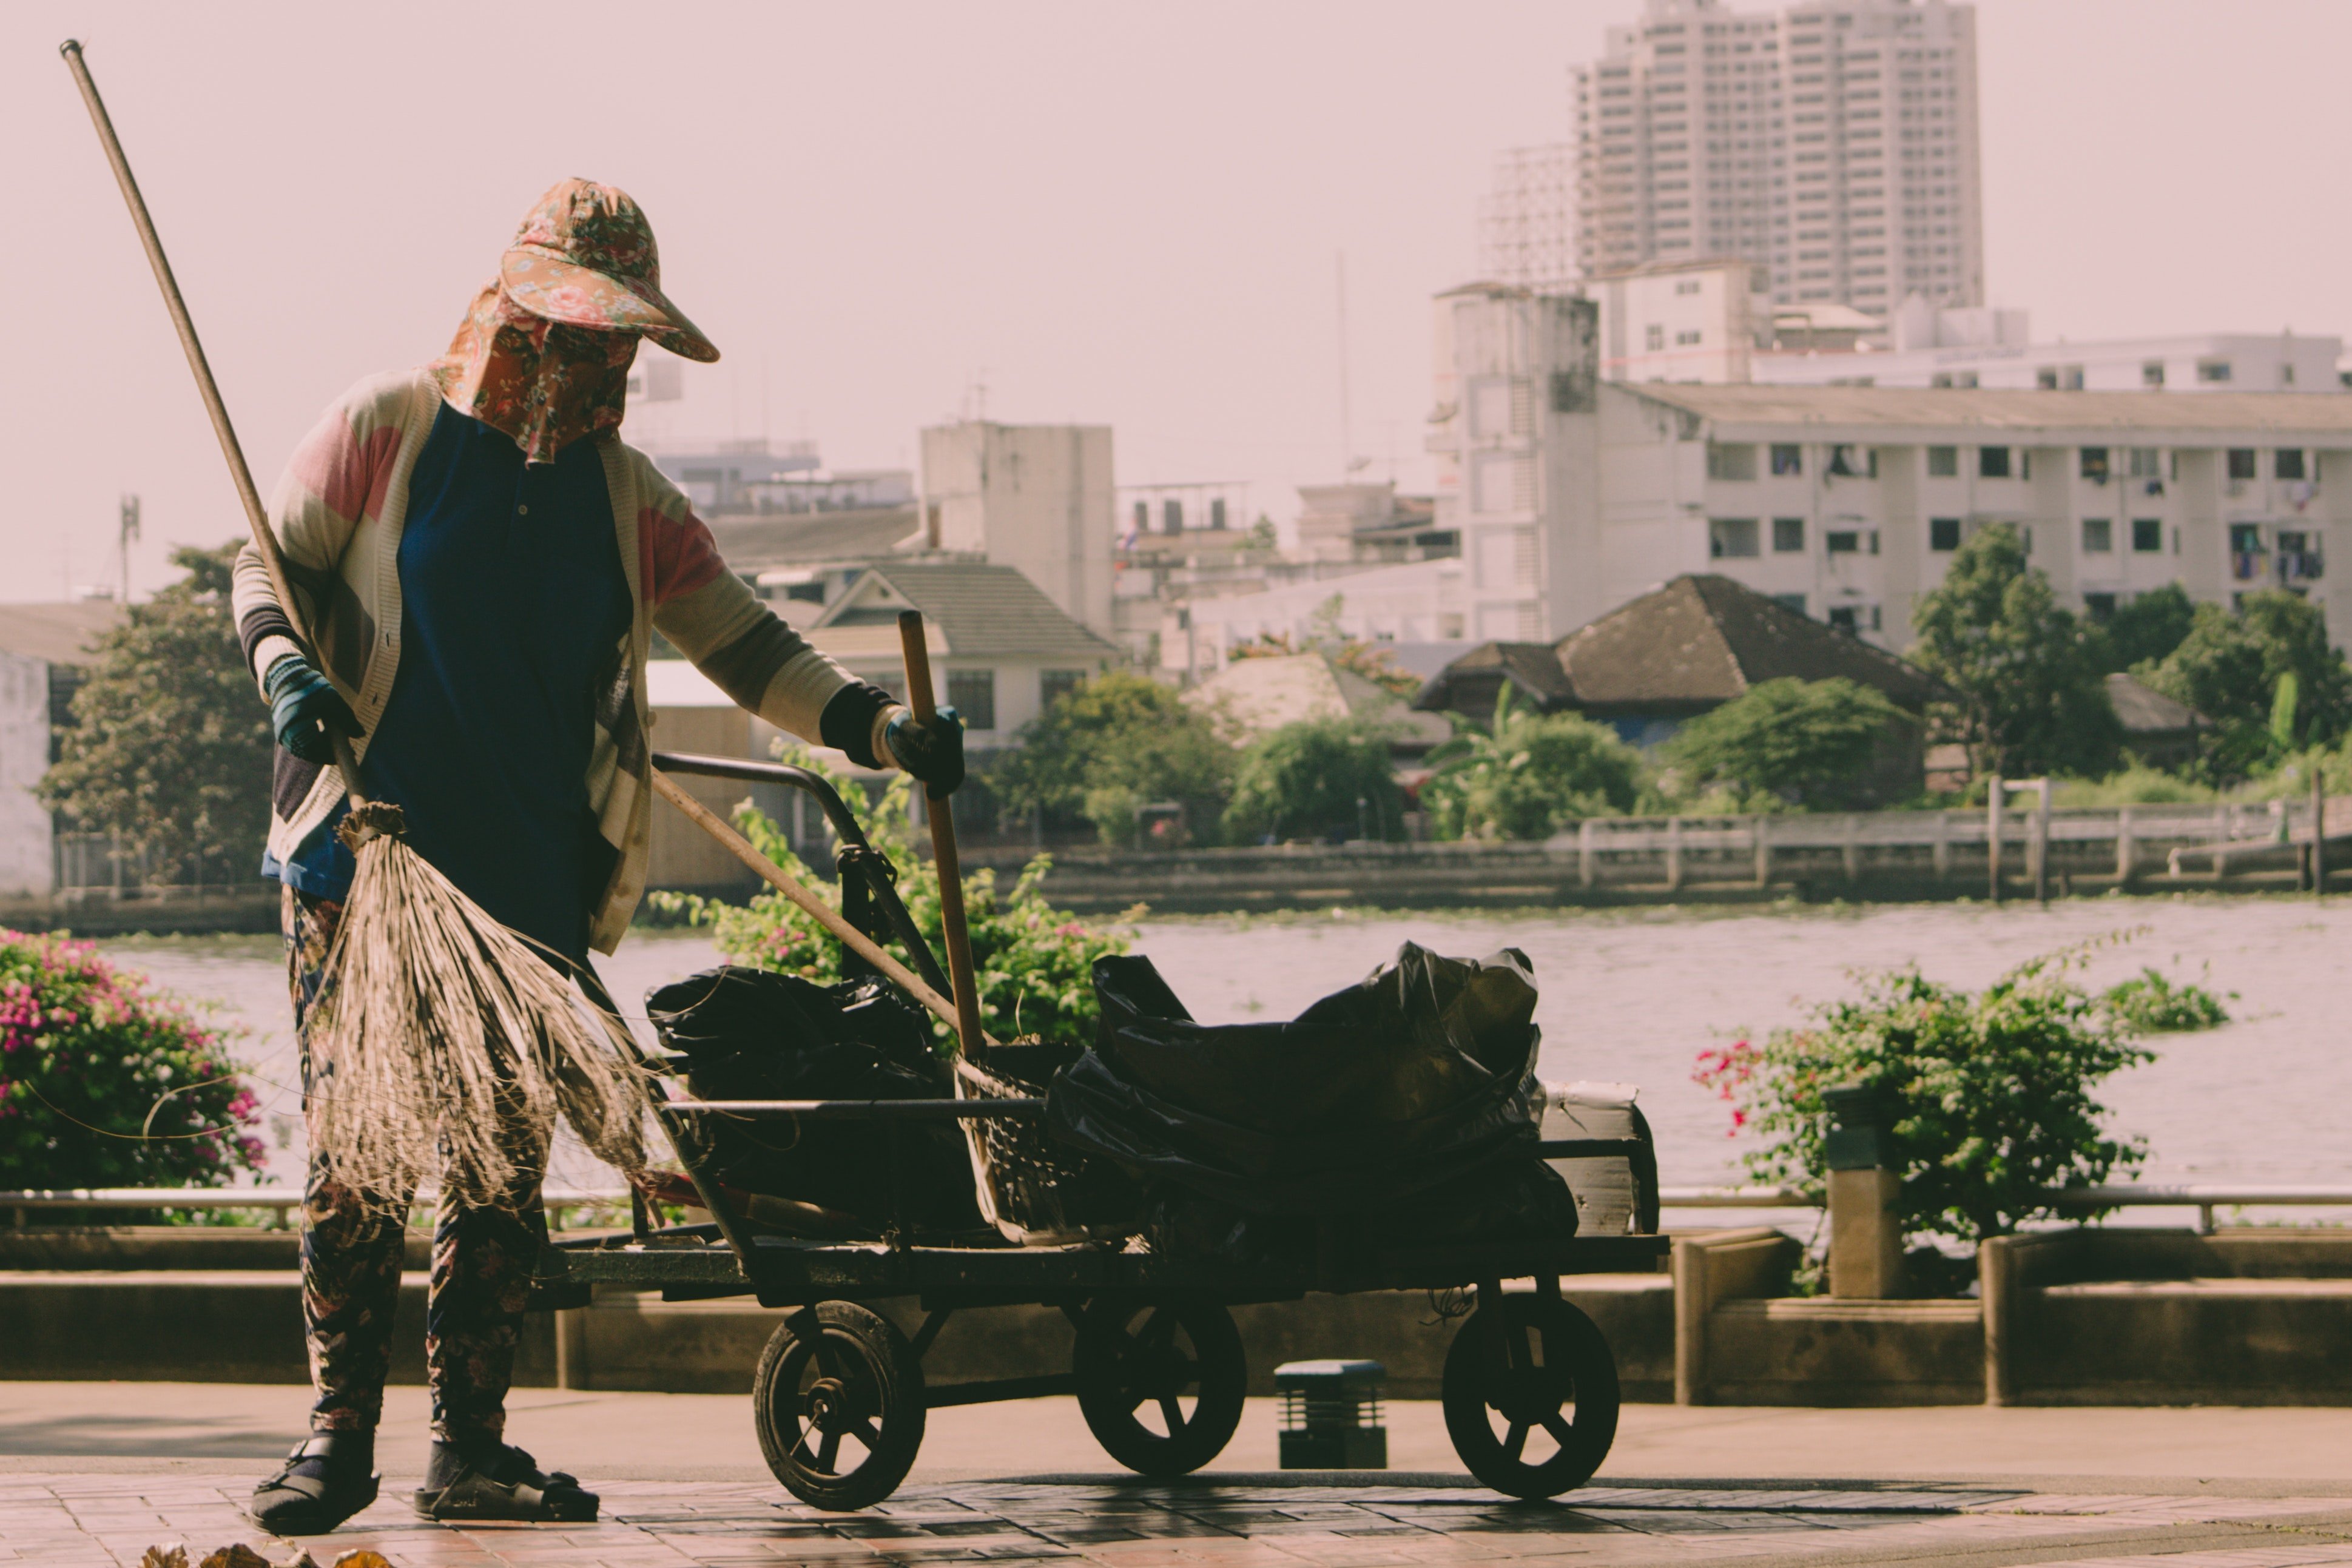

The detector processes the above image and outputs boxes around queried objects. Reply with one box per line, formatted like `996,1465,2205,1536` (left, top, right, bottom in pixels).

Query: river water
98,894,2352,1207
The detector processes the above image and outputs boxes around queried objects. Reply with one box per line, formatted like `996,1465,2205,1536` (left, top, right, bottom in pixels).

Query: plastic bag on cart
1046,942,1569,1239
645,966,983,1233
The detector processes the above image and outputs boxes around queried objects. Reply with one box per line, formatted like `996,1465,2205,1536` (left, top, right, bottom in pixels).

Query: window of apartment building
1675,278,1702,295
947,670,997,732
1040,670,1087,711
2142,360,2166,388
2283,362,2299,386
1979,446,2011,479
1707,443,1757,480
1926,445,1959,477
1773,517,1805,552
1929,517,1963,552
2080,447,2110,482
1770,443,1804,476
2226,448,2258,481
2132,518,2163,553
1773,593,1808,616
1827,445,1876,477
1825,530,1861,554
1132,500,1149,536
1825,604,1879,634
2081,517,2113,554
2198,358,2233,384
1710,517,1761,558
2082,592,2117,622
1164,499,1184,533
1646,324,1666,351
2278,449,2308,481
1209,497,1228,530
1676,329,1703,346
2128,448,2163,480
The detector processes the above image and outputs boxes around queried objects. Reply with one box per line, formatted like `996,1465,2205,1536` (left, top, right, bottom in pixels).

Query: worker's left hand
886,705,965,798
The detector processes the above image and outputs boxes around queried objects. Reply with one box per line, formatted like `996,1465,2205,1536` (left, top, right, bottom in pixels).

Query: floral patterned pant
285,886,551,1442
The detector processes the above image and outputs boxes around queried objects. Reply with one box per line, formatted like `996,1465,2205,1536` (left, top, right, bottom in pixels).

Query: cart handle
659,1098,1045,1120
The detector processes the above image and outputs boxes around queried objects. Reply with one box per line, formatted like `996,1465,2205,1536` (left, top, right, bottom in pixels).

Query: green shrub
653,750,1138,1051
1693,945,2154,1246
2051,764,2220,807
2100,968,2230,1033
1660,677,1907,810
1424,685,1643,840
1222,718,1403,844
990,671,1232,845
0,929,264,1188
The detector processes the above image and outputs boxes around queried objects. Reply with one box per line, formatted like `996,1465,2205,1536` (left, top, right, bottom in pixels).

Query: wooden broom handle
61,40,369,806
897,612,988,1060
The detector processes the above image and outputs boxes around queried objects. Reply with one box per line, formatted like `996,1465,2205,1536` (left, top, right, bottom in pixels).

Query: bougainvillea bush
1693,947,2155,1247
653,751,1140,1052
0,930,264,1188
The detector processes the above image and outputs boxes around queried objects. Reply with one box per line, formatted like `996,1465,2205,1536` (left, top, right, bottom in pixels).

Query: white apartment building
1573,0,1982,316
1426,284,1606,642
918,421,1116,642
1594,257,1773,383
1577,382,2352,652
1755,329,2347,394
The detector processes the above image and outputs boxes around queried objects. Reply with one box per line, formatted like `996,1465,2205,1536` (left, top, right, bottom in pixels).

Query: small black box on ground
1275,1359,1388,1470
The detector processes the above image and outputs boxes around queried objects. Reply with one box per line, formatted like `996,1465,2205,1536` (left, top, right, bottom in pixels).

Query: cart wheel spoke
1540,1412,1577,1450
848,1417,883,1452
1502,1421,1529,1462
1157,1395,1186,1433
816,1430,841,1473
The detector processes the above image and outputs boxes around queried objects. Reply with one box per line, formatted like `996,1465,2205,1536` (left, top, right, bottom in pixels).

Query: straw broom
62,41,647,1208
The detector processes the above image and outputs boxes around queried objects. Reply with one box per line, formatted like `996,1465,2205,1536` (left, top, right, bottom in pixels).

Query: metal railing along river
12,1184,2352,1236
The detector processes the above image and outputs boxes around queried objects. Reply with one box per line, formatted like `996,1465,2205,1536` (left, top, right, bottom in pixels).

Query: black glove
263,654,357,765
885,705,965,798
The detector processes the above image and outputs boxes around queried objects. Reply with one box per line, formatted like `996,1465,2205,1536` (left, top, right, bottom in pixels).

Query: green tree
37,543,272,882
2094,582,2195,672
2141,591,2352,777
1222,718,1403,843
1423,685,1643,840
1661,678,1908,810
1907,524,2121,778
990,670,1233,845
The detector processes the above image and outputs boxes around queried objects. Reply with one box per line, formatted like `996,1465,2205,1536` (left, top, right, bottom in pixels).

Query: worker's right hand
263,654,357,765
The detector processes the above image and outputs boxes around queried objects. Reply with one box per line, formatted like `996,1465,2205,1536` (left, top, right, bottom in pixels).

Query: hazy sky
8,1,2348,602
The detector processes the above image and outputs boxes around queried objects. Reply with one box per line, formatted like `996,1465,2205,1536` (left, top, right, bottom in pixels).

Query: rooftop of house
2105,670,2205,734
704,505,921,571
0,601,124,665
1417,574,1953,718
812,562,1119,663
1626,383,2352,440
1184,653,1452,752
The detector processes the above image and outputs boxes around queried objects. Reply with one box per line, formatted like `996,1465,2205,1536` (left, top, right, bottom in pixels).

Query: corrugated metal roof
705,505,920,570
0,601,123,665
816,562,1118,662
1628,383,2352,437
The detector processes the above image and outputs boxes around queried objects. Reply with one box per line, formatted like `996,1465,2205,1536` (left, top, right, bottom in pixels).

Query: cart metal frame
533,753,1669,1509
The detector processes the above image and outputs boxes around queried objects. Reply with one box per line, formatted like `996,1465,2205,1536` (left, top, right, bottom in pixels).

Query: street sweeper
235,180,966,1532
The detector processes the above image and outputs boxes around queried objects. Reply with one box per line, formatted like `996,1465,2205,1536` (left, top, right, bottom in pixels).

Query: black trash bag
644,966,982,1233
1046,943,1558,1221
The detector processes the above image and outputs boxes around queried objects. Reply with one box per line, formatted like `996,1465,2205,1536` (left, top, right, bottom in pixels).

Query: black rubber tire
1073,1297,1248,1476
753,1301,926,1511
1442,1293,1619,1499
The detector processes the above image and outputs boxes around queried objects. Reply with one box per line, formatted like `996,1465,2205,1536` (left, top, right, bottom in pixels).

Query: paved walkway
3,1386,2350,1567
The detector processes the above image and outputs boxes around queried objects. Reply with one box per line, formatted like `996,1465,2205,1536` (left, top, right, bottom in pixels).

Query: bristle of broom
304,835,650,1211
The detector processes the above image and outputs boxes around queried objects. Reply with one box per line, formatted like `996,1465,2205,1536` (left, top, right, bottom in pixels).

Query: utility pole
1335,250,1353,477
118,494,140,604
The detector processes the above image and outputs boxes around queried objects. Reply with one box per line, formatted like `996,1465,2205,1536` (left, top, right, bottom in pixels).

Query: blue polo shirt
264,404,633,963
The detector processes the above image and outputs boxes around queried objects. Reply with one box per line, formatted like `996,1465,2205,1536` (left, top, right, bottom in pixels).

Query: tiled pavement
7,1473,2352,1568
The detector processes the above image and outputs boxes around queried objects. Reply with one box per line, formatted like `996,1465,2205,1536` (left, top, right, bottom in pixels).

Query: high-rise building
1572,0,1982,317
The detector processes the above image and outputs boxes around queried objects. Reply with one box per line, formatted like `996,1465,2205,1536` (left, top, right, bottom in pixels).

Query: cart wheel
753,1301,925,1510
1073,1298,1247,1476
1442,1292,1619,1500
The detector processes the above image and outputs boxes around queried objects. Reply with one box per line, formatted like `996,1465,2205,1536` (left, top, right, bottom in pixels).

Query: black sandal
249,1435,381,1535
411,1444,599,1523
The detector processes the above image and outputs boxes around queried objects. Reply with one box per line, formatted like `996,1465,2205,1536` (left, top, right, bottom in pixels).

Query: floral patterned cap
497,178,719,363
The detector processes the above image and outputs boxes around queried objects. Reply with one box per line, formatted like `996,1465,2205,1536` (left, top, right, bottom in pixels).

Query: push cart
534,753,1668,1510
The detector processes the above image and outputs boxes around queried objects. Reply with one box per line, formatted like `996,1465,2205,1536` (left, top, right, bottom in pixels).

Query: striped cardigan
232,369,893,954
